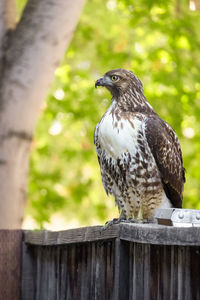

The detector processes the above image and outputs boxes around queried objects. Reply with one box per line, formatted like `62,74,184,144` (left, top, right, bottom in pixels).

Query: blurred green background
18,0,200,229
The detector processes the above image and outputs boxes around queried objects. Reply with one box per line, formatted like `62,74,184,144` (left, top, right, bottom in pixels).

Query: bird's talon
102,217,127,230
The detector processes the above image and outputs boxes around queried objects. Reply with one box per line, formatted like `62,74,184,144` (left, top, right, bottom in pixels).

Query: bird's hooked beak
95,77,105,88
95,74,119,97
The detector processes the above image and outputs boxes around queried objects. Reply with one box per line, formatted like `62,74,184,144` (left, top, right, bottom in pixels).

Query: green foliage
23,0,200,227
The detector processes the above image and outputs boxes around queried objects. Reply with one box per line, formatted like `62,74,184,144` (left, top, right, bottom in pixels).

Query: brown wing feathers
145,116,185,208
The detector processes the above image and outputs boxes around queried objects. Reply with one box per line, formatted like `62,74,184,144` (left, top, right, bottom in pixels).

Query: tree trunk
0,0,85,229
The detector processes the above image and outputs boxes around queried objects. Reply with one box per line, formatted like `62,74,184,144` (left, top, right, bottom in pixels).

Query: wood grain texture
22,240,115,300
22,224,200,299
128,243,200,300
0,230,22,300
22,234,200,300
25,223,200,246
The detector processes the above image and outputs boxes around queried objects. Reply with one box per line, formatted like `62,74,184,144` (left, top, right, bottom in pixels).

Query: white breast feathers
98,101,143,159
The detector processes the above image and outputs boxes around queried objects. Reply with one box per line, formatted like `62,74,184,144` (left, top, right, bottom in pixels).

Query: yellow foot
102,217,126,231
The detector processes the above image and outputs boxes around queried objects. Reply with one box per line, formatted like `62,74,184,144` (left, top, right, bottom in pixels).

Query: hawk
94,69,185,223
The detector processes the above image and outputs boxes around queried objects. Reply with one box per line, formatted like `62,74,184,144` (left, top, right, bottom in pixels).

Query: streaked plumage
94,69,185,221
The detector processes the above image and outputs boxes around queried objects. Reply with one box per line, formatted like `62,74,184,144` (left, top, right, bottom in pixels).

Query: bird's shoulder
143,114,181,154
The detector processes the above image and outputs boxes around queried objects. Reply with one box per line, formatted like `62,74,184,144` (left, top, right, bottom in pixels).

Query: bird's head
95,68,143,97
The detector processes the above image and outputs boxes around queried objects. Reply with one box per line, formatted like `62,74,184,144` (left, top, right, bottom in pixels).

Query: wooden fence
1,223,200,300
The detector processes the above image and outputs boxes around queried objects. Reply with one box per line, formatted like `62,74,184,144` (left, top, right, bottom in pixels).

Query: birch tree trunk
0,0,85,229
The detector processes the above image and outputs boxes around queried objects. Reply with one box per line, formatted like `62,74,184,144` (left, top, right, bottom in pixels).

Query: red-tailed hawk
94,69,185,224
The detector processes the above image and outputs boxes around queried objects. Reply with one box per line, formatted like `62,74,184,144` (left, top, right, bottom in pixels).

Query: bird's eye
111,75,119,81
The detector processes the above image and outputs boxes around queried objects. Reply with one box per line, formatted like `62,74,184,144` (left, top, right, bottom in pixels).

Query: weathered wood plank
118,242,200,300
22,241,116,300
119,223,200,246
22,240,200,299
0,230,22,300
22,223,200,299
25,223,200,246
21,242,36,300
25,225,119,245
113,238,130,300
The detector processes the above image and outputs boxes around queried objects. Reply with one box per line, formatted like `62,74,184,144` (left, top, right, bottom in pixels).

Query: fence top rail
24,223,200,246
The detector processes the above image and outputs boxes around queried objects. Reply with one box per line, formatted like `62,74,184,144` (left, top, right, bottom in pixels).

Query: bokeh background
17,0,200,229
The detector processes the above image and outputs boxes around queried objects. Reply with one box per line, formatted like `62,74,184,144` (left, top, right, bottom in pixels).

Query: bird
94,68,185,225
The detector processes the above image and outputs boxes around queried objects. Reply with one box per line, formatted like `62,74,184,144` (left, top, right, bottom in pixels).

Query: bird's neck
112,88,155,114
